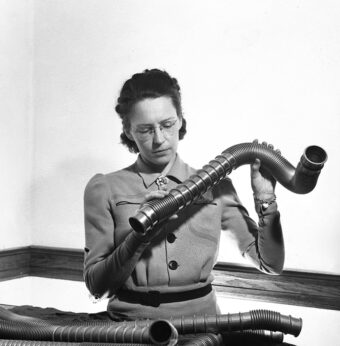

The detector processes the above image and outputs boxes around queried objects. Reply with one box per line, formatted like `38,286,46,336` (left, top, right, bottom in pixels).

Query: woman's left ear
124,128,134,142
178,117,183,129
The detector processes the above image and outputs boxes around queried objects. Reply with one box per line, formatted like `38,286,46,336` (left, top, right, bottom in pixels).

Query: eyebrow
135,117,177,128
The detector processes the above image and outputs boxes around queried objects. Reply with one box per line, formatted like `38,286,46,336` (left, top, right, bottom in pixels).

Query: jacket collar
135,154,191,188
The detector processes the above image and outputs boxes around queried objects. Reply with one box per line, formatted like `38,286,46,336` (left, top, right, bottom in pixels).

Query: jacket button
168,260,178,270
167,233,176,243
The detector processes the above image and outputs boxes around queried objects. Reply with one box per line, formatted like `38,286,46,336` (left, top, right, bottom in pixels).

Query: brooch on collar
156,175,168,188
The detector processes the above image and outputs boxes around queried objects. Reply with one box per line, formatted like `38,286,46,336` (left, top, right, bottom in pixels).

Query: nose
153,127,166,145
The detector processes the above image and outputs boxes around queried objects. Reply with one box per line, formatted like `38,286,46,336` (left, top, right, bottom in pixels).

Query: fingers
253,139,269,147
250,159,261,181
251,158,261,172
141,190,169,205
141,190,178,219
138,190,179,243
253,139,281,155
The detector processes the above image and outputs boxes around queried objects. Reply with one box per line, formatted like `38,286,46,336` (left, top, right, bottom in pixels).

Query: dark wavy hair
115,69,187,153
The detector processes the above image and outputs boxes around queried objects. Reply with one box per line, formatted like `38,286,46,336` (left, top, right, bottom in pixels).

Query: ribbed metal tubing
189,310,298,337
0,341,152,346
121,309,302,337
0,319,173,345
129,142,327,234
173,310,302,337
222,329,284,344
179,333,223,346
0,307,301,342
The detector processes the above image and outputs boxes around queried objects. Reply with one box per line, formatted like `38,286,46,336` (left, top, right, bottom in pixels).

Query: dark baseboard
0,246,83,282
29,246,84,281
213,263,340,311
0,247,31,280
1,246,339,311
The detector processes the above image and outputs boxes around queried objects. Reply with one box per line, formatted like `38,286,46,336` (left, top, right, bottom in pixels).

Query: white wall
2,0,339,273
0,0,34,248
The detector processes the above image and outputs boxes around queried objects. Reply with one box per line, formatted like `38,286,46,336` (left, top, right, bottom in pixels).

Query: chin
151,152,173,166
154,156,171,165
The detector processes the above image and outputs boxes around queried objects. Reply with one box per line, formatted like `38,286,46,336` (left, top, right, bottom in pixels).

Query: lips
153,148,170,154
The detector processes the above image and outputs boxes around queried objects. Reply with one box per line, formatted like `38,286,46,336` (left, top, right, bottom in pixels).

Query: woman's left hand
251,140,281,199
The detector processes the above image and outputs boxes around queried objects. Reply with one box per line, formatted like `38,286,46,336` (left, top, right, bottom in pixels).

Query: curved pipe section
0,307,301,341
0,307,176,345
122,309,302,337
171,309,302,337
0,342,153,346
179,333,223,346
129,142,327,234
0,307,47,325
222,329,284,344
0,319,174,345
180,330,283,345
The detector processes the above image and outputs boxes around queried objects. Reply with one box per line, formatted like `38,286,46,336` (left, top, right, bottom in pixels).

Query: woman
83,69,284,320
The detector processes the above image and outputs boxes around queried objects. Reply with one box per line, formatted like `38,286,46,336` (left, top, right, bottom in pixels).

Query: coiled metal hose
0,307,301,342
180,330,283,346
0,338,221,346
179,333,223,346
0,319,174,345
0,331,283,346
222,329,283,344
129,142,327,234
131,310,302,337
0,343,153,346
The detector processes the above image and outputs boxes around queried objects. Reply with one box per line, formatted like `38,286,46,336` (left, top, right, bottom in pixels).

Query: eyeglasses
132,118,178,141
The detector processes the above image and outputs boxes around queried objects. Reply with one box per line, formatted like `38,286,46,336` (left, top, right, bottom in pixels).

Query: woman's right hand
140,189,170,206
134,190,178,243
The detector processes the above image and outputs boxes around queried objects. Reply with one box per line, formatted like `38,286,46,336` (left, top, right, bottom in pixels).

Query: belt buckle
143,290,161,307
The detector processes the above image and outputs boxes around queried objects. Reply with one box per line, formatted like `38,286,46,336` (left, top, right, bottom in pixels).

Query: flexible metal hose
0,307,177,345
0,307,300,341
0,319,174,345
0,342,153,346
171,310,301,337
178,330,283,346
179,330,283,346
0,332,282,346
129,141,327,234
179,333,223,346
0,308,284,345
222,329,284,344
120,309,301,337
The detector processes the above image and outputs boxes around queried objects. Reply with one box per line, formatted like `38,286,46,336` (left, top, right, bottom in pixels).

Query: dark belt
117,284,212,308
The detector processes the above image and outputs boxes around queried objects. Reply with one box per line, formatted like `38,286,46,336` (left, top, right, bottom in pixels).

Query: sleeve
219,178,284,275
83,174,149,298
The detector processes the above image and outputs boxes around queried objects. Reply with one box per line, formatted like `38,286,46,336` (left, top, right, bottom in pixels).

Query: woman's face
125,96,182,171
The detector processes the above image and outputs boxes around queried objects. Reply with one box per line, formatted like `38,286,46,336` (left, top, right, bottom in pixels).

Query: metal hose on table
0,332,282,346
222,329,284,344
0,315,284,346
179,333,223,346
0,336,222,346
122,309,301,337
129,141,327,234
0,307,176,344
0,307,301,338
0,342,153,346
178,330,283,346
171,309,302,337
0,319,175,345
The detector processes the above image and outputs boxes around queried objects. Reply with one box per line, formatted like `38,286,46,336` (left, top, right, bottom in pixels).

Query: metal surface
129,142,327,234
